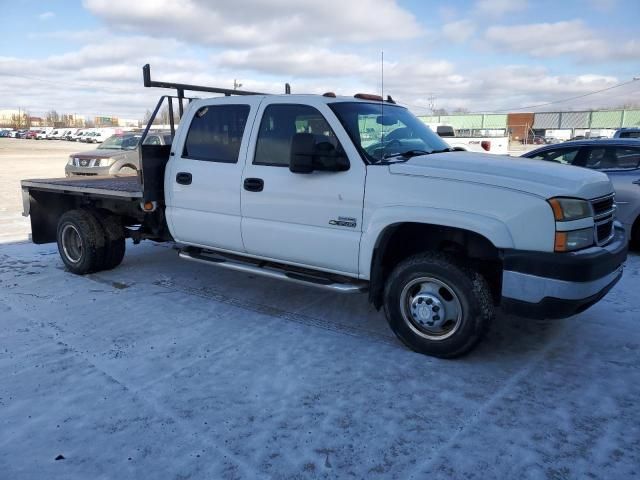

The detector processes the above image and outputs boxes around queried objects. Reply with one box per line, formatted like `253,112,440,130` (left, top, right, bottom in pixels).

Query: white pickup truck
425,124,509,155
20,65,627,358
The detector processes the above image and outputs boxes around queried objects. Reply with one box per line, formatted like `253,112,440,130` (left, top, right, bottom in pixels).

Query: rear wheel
56,209,106,274
94,211,126,270
383,252,493,358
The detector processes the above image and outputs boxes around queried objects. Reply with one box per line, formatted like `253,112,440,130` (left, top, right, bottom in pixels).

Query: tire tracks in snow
152,278,400,348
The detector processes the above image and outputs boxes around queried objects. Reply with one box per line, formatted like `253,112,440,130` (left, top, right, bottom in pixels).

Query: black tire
630,218,640,251
383,252,493,358
56,209,107,275
94,211,126,270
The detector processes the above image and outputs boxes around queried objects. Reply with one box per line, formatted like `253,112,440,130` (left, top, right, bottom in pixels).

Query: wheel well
369,223,503,309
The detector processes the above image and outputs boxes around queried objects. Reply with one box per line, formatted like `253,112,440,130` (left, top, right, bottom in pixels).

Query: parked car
20,67,627,359
62,129,77,140
65,131,172,176
35,129,52,140
25,130,39,139
614,128,640,139
71,129,90,142
522,138,640,248
0,129,13,137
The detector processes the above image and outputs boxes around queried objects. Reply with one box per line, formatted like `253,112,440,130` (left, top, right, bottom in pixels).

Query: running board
178,249,368,293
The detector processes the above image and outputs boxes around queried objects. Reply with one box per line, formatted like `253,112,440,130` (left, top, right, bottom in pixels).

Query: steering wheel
367,138,403,160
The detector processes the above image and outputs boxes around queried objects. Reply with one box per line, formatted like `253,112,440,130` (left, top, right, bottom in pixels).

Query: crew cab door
240,100,365,275
165,97,261,251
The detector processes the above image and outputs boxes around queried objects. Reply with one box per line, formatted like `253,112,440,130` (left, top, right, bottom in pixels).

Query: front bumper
501,224,627,319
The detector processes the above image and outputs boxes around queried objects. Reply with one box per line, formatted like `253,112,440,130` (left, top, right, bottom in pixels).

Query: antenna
381,49,384,144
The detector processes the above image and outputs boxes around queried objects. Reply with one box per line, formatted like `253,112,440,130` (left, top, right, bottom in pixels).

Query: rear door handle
176,172,192,185
243,178,264,192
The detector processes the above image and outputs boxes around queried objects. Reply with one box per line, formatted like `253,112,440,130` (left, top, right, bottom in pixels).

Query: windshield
329,102,449,163
98,134,141,150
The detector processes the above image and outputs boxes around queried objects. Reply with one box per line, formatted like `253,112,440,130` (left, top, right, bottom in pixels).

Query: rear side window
530,147,580,165
619,131,640,138
254,104,343,167
613,147,640,169
183,105,250,163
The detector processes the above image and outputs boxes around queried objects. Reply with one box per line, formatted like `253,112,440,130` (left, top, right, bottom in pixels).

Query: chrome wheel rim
400,276,463,340
61,224,83,264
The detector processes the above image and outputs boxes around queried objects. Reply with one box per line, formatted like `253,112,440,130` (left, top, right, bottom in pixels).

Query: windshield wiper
381,149,432,161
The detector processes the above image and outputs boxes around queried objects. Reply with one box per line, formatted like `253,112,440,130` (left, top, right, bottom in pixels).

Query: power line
395,78,639,114
481,79,639,113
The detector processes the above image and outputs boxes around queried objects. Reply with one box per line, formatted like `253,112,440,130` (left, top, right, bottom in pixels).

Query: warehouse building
419,109,640,141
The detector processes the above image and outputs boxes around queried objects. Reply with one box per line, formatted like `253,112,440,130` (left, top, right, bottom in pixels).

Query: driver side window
254,104,344,167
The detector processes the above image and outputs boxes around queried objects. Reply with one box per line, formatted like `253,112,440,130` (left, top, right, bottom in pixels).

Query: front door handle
176,172,192,185
244,178,264,192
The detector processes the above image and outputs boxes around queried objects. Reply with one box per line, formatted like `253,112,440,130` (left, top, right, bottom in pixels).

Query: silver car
65,132,172,176
522,138,640,248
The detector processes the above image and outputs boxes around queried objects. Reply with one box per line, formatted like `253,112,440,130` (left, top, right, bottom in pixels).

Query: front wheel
383,252,493,358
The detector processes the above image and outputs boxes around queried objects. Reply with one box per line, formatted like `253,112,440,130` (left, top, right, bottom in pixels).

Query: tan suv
65,131,172,176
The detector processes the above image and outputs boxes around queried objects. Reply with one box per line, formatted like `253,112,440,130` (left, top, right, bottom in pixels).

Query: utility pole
233,79,242,90
427,93,436,113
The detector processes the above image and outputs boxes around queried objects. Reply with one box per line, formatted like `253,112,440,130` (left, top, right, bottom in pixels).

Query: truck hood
388,151,613,199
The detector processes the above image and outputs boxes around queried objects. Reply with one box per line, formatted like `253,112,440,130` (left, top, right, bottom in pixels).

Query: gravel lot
1,140,639,479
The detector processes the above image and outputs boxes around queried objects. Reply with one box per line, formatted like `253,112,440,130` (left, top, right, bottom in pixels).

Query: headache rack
138,65,291,203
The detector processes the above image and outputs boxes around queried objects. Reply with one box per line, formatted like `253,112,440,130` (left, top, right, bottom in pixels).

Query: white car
426,124,509,155
71,129,90,142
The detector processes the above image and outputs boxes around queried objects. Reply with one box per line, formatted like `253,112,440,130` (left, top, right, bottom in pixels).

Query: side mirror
289,133,350,174
289,133,315,174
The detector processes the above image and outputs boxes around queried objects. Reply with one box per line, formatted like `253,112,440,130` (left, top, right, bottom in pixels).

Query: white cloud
38,11,55,20
485,20,640,62
442,20,476,43
475,0,528,16
82,0,423,47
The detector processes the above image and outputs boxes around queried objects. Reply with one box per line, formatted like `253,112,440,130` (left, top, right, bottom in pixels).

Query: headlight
67,157,74,166
548,197,591,221
555,228,594,252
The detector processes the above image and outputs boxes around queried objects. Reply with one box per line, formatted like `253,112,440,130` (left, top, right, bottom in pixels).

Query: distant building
419,108,640,141
117,118,140,127
95,116,118,127
29,116,44,127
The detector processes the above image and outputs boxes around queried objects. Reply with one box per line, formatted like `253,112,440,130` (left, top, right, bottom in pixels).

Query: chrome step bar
179,249,368,294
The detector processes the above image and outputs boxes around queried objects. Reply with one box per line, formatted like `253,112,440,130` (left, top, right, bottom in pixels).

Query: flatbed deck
21,176,143,199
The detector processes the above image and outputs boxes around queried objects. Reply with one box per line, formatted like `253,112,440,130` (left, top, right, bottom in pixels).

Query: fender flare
359,206,514,279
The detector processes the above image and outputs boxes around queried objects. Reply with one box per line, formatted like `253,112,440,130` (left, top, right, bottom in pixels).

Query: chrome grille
73,157,99,167
591,194,615,246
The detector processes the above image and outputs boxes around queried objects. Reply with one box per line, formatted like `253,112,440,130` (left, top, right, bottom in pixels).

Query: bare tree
45,110,60,126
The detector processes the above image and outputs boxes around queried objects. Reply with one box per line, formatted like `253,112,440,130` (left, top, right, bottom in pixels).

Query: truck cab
20,66,628,358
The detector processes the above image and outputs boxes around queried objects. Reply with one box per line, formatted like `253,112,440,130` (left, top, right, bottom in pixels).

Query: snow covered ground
1,238,639,479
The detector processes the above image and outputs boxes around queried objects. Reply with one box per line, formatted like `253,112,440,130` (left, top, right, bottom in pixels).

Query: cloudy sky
1,0,639,120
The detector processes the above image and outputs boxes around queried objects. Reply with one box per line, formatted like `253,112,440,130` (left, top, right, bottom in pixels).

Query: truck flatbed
21,176,143,199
